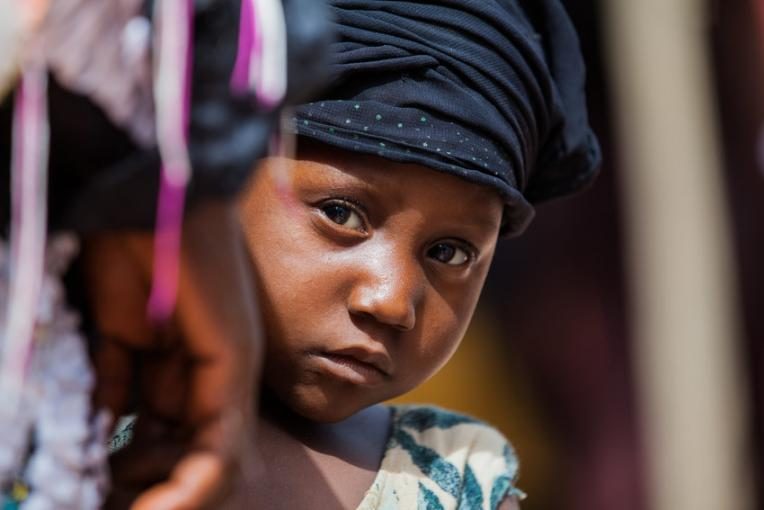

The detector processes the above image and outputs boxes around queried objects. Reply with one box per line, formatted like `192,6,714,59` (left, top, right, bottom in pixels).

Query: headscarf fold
294,0,600,235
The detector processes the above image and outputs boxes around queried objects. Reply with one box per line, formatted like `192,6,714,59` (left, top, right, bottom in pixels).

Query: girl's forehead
286,149,504,233
301,143,499,194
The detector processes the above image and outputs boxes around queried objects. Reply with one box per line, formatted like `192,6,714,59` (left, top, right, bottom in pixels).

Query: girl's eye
320,202,365,231
427,242,472,266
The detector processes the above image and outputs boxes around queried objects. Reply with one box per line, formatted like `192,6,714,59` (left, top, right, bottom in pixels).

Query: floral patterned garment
7,405,524,509
358,405,525,510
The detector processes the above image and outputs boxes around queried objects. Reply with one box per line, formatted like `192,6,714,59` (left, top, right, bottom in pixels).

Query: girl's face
239,145,504,422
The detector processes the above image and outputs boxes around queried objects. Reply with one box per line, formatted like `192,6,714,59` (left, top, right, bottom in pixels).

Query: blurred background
395,1,764,509
5,1,760,508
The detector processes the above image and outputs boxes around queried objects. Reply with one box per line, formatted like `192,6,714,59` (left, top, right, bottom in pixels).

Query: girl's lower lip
312,353,386,386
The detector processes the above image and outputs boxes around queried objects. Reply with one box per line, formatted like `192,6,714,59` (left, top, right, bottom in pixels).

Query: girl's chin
266,383,374,424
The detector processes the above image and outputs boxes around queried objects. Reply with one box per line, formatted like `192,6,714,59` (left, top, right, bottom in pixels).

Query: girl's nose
347,249,423,332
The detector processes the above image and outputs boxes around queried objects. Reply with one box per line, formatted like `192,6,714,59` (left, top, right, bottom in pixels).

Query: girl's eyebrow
307,161,391,204
322,182,386,215
435,216,501,244
320,174,375,196
460,214,501,234
307,166,388,210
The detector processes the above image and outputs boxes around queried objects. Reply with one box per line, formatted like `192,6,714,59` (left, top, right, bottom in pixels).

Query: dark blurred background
396,1,764,509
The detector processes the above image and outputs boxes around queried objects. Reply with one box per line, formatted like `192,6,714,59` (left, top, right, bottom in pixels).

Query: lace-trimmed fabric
0,235,110,510
358,405,525,510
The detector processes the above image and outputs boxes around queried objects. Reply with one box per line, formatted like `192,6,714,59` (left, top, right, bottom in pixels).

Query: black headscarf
293,0,600,235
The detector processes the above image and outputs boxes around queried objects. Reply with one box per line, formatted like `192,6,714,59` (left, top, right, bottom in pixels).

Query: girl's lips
312,352,388,386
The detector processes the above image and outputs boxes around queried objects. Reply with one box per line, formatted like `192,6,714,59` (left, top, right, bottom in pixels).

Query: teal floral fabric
358,405,524,509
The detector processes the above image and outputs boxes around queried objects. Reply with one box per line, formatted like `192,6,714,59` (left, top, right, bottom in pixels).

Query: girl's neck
252,390,392,510
258,388,392,461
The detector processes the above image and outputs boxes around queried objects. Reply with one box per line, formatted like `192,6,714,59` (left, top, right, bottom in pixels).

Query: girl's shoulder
358,404,525,510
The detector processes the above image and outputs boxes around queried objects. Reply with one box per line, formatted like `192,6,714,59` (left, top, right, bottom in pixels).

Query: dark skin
239,145,520,509
84,200,262,509
83,145,519,509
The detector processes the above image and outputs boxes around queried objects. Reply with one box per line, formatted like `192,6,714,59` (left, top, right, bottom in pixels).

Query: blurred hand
83,200,262,509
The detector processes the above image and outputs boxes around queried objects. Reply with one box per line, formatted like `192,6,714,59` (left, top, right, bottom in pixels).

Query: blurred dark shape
483,0,647,508
484,0,764,508
710,0,764,506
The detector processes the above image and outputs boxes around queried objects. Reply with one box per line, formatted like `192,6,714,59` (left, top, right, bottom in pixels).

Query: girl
239,144,519,509
228,0,599,508
87,0,597,508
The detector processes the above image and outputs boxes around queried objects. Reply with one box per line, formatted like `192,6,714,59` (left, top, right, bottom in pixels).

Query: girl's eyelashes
318,199,367,232
315,199,477,265
426,241,475,266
